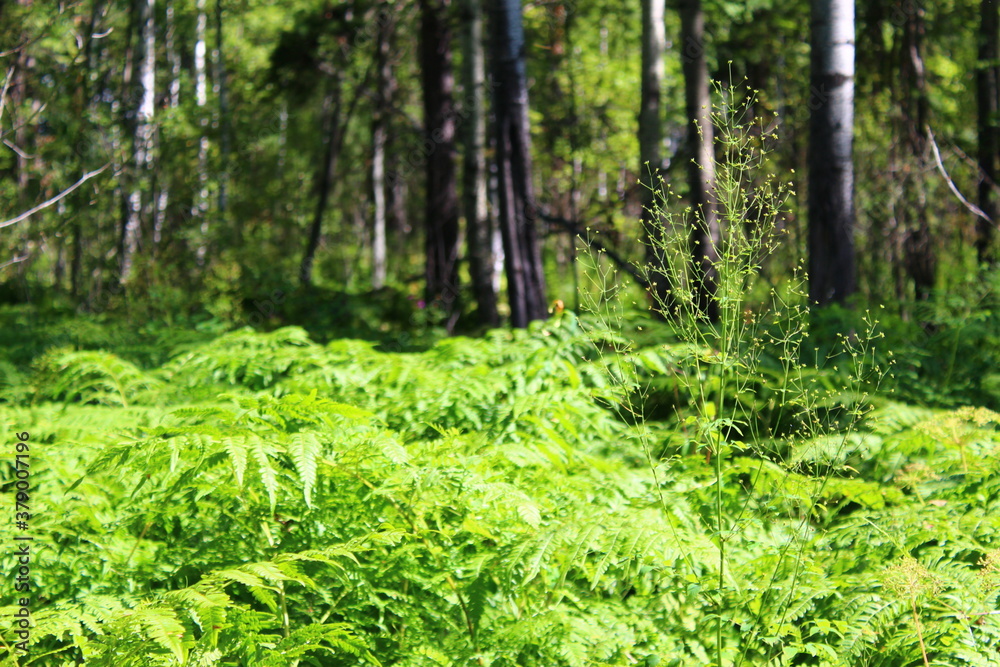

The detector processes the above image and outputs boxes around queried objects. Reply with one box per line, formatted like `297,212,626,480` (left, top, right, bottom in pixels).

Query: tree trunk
372,122,388,289
491,0,547,328
300,82,343,286
978,0,999,266
372,3,393,289
462,0,499,326
120,0,155,283
420,0,461,321
71,0,105,298
214,0,230,221
386,11,409,254
640,0,667,313
808,0,856,306
680,0,719,321
899,1,934,301
155,0,180,249
166,0,180,108
194,0,209,264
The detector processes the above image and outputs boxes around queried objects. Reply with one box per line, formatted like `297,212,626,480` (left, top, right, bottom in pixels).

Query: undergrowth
0,313,997,665
0,87,998,667
574,82,1000,666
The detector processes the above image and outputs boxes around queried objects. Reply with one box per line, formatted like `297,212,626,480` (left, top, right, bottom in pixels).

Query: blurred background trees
1,0,997,331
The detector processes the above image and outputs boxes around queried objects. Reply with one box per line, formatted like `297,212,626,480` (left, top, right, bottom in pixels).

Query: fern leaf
133,606,187,663
287,432,320,508
248,436,279,511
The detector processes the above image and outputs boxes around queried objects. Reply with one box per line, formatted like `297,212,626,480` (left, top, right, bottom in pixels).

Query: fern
32,347,159,406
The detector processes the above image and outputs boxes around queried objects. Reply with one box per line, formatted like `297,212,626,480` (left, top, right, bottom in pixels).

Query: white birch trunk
155,0,181,247
808,0,856,305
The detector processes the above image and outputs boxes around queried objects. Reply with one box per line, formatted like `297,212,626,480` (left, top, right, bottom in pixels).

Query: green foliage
574,82,1000,667
1,310,998,666
32,348,160,407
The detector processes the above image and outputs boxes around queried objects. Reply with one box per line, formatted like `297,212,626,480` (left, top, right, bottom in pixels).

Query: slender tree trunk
420,0,461,321
808,0,856,306
214,0,230,221
372,122,388,289
166,0,180,108
155,0,181,249
487,126,504,296
680,0,719,321
120,0,155,283
900,2,934,300
385,9,409,253
112,12,132,289
978,0,999,266
372,4,393,289
462,0,499,326
640,0,667,313
9,1,30,200
300,81,343,286
71,0,105,298
492,0,547,327
194,0,209,264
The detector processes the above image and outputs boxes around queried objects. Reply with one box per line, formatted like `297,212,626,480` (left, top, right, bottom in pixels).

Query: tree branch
0,255,28,270
0,163,110,229
537,209,650,289
927,126,995,227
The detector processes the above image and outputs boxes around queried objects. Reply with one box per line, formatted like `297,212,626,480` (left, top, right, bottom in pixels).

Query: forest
2,0,1000,665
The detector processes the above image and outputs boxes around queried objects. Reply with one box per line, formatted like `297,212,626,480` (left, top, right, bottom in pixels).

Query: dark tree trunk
808,0,856,307
899,2,935,301
420,0,461,322
491,0,547,328
300,82,343,286
462,0,499,326
978,0,999,266
71,0,105,298
680,0,719,321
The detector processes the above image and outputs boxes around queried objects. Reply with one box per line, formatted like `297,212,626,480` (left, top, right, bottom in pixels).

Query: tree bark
300,82,343,286
194,0,209,264
214,0,230,220
120,0,155,283
420,0,461,320
978,0,999,266
462,0,499,326
808,0,856,306
640,0,667,313
371,3,393,289
899,2,934,300
491,0,547,328
71,0,105,297
680,0,719,321
154,0,180,249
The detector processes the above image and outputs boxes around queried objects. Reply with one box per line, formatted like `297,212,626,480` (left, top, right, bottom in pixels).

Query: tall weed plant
581,82,897,665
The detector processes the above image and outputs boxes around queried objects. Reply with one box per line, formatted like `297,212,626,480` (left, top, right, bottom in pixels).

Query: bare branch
927,126,995,227
0,255,28,270
0,163,110,229
3,138,33,159
945,140,1000,198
